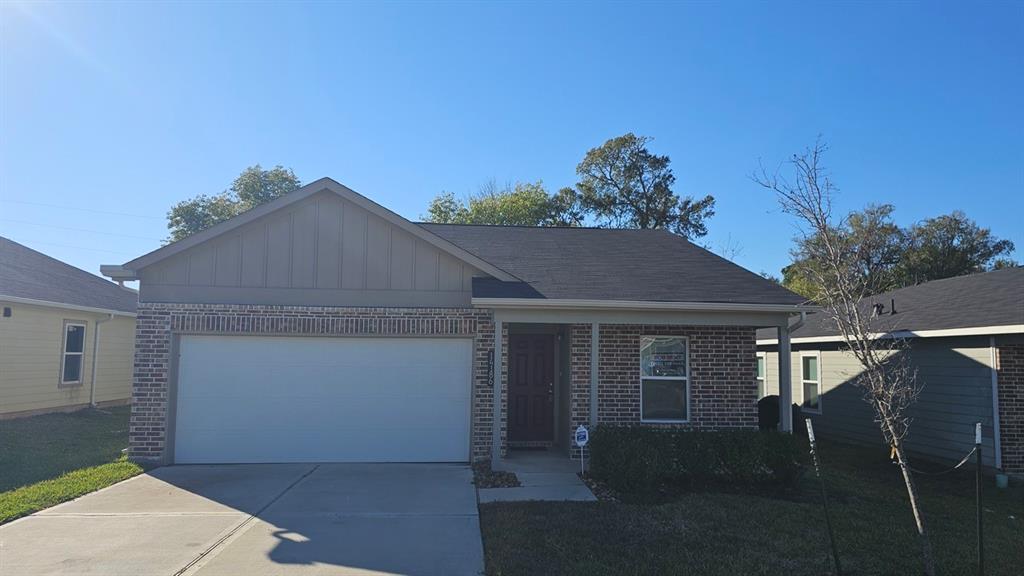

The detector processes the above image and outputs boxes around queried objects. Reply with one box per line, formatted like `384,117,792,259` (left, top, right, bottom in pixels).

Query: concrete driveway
0,463,484,576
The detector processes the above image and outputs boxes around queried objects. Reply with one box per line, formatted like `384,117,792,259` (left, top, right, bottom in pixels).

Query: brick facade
130,303,495,463
130,304,758,465
567,324,758,457
997,343,1024,475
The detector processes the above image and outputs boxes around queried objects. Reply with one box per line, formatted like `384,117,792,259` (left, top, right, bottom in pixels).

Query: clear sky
2,1,1021,285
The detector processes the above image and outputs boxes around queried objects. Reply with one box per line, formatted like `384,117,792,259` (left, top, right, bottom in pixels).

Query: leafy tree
575,133,715,239
167,165,301,241
423,180,583,227
783,204,906,298
897,211,1016,285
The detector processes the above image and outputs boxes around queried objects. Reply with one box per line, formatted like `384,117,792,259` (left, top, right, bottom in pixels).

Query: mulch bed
472,462,520,488
579,473,619,502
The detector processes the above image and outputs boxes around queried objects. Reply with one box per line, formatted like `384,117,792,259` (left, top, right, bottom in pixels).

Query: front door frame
507,329,560,446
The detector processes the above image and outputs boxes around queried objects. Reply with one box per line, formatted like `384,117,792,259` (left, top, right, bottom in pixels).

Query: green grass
480,440,1024,576
0,406,145,523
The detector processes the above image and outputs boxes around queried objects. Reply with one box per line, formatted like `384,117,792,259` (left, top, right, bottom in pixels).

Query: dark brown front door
508,333,555,442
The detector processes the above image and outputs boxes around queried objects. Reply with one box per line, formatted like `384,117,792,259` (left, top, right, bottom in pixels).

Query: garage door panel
173,336,472,463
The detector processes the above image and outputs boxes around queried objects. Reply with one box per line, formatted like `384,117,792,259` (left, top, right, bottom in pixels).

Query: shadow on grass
0,405,131,492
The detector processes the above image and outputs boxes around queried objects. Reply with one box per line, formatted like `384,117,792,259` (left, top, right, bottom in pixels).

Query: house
101,178,813,465
757,268,1024,476
0,237,137,418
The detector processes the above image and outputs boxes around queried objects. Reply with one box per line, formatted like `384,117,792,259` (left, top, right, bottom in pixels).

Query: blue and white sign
574,425,589,448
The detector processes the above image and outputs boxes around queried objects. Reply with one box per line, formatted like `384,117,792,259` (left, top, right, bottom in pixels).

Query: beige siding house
1,237,137,418
757,268,1024,476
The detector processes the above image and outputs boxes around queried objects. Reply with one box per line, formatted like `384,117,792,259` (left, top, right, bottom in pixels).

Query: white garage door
173,335,472,464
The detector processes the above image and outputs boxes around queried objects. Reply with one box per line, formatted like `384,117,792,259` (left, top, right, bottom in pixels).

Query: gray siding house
757,268,1024,476
103,178,813,466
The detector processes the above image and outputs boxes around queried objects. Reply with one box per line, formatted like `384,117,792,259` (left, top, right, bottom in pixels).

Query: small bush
589,427,804,499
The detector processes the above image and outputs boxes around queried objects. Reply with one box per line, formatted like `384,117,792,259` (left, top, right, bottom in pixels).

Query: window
801,353,821,413
756,353,767,399
61,322,86,385
640,336,688,422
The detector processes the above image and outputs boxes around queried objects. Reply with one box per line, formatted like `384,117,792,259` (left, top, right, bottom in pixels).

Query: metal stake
976,422,984,576
806,418,842,575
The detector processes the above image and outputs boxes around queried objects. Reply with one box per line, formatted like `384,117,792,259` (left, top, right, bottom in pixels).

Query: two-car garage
171,335,473,464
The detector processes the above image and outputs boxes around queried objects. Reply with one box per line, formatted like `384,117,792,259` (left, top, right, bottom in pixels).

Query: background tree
783,204,906,298
897,211,1015,285
167,165,301,241
423,180,583,226
755,141,936,575
576,133,715,239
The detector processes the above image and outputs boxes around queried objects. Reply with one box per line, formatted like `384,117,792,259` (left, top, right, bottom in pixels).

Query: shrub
589,427,805,499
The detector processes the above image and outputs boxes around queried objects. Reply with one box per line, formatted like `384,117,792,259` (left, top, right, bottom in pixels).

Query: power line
0,218,164,241
4,237,139,256
0,198,164,220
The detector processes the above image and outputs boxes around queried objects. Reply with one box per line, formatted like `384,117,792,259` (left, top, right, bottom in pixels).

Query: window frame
756,352,767,400
638,335,690,424
59,320,87,387
799,351,822,414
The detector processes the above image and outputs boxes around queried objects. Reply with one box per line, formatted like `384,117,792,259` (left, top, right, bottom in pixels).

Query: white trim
0,295,136,318
990,337,1003,471
60,321,87,385
756,351,767,400
757,324,1024,346
799,351,822,414
639,335,690,424
590,323,599,427
476,298,814,314
106,178,518,283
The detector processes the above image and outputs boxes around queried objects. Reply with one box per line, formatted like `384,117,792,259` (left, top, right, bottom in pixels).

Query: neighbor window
640,336,688,422
61,322,86,385
801,354,821,413
756,353,767,399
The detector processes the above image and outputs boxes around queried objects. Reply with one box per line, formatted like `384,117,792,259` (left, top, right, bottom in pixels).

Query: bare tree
754,140,935,576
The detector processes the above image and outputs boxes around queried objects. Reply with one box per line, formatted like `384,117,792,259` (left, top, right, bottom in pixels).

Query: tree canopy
423,133,714,239
423,180,584,227
576,133,715,239
780,204,1015,298
166,165,301,241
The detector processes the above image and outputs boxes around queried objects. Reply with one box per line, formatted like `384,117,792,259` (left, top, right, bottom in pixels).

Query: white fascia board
0,295,137,318
473,297,817,314
756,324,1024,346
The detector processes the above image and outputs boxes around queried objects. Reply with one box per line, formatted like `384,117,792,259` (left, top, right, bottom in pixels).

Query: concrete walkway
479,451,596,502
0,463,484,576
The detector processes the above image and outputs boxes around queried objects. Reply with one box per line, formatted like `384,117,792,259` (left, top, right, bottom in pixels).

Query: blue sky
2,1,1021,284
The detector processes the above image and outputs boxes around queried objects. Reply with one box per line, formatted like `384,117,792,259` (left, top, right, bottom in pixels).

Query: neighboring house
0,237,137,418
757,268,1024,476
101,178,812,465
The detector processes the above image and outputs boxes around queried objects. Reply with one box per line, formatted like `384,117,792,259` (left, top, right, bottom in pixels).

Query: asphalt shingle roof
418,224,807,305
755,267,1024,340
0,236,137,314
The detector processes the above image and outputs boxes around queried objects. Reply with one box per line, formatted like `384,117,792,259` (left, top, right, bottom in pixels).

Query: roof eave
756,323,1024,345
472,297,818,314
0,294,136,317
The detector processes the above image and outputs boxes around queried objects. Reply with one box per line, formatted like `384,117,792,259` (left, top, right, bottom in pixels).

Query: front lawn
480,441,1024,575
0,406,146,523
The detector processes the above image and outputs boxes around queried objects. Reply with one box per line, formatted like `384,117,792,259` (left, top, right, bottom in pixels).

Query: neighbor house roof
419,224,808,306
1,237,137,315
756,267,1024,343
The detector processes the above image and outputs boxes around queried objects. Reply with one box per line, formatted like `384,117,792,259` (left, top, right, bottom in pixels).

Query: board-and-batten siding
760,336,997,468
138,191,483,307
0,301,134,416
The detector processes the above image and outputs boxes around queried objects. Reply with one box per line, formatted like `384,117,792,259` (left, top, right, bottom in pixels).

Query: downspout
990,336,1003,471
790,311,807,333
89,313,115,407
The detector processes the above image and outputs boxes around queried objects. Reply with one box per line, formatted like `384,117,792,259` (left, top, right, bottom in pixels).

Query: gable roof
101,178,517,282
1,237,137,315
419,224,808,306
756,267,1024,343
